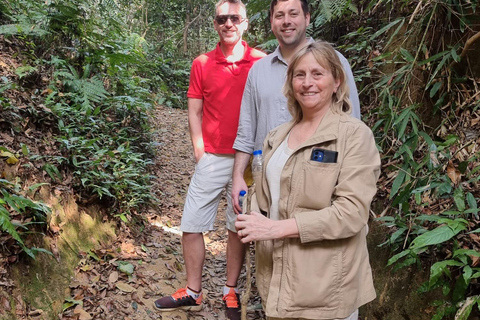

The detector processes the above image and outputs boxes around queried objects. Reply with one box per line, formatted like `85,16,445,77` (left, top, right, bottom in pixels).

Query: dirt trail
60,105,264,320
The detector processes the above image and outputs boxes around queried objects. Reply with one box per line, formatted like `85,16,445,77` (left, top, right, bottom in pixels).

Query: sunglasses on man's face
215,14,245,25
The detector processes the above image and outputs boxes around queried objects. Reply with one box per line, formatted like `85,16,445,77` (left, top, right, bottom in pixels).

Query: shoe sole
155,305,203,312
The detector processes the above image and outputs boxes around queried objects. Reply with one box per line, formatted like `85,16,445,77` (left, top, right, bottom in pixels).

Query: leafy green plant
45,53,156,218
145,56,190,109
311,0,358,26
331,0,480,318
0,179,51,259
53,62,109,110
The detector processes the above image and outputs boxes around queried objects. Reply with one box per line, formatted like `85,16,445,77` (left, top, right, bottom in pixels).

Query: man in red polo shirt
154,1,265,319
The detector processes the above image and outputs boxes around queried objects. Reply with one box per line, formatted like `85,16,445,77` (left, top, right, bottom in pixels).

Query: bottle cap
239,190,246,196
253,150,262,155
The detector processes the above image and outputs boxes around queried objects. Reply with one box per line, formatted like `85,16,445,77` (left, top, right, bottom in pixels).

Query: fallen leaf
117,261,134,275
6,156,19,165
164,246,176,254
469,233,480,242
0,151,19,165
27,309,44,316
174,260,183,272
108,271,119,284
116,282,136,293
106,300,114,312
131,292,144,305
80,265,93,272
1,295,11,312
90,274,100,282
87,250,100,261
471,255,480,267
446,161,461,185
63,298,83,312
165,262,175,273
73,307,92,320
121,242,135,254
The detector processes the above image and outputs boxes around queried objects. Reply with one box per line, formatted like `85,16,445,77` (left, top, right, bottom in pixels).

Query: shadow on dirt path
60,105,265,320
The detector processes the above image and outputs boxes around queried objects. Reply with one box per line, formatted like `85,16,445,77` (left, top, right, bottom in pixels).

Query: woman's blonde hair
283,41,352,123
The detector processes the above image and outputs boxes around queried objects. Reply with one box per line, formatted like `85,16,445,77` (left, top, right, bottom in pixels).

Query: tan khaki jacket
254,109,381,319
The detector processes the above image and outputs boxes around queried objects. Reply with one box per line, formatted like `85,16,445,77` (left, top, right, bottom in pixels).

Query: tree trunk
183,0,191,54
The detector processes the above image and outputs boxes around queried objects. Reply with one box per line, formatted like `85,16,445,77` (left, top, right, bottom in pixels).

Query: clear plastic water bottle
238,190,246,211
252,150,263,173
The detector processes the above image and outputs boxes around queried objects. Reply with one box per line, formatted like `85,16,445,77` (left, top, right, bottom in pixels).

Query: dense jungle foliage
0,0,479,318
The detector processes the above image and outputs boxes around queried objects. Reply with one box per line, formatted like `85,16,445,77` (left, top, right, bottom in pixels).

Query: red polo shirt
187,41,265,154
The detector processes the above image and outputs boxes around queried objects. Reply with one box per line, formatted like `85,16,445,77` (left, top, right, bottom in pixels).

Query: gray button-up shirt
233,42,361,153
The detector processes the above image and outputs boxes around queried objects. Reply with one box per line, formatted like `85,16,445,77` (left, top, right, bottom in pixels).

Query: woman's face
292,52,340,113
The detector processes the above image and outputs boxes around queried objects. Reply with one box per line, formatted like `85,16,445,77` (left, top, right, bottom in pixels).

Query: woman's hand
235,211,299,243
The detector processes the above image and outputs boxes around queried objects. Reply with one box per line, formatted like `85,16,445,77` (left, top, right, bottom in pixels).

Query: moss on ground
6,194,116,319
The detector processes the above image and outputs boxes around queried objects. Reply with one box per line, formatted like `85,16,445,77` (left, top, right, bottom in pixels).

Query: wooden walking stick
241,185,255,320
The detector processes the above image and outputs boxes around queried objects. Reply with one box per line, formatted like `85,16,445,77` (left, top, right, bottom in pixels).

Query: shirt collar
215,40,249,64
271,37,315,66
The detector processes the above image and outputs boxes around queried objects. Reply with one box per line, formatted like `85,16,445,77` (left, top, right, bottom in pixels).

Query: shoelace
172,288,201,304
223,291,239,308
171,288,189,301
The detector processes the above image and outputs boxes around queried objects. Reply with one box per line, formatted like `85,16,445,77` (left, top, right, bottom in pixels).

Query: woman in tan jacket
235,41,381,320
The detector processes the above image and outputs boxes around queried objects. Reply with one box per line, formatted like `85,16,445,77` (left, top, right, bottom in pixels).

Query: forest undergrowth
1,0,480,319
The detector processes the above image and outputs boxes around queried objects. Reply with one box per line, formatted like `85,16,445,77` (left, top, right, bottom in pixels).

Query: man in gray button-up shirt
232,0,361,213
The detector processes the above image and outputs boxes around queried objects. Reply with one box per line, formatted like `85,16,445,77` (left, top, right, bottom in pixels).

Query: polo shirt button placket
230,63,239,76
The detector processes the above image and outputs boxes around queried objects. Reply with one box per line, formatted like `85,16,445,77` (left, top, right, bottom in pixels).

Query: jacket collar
267,108,340,152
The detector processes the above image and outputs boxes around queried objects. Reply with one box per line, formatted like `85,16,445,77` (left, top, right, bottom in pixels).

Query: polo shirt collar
214,40,250,64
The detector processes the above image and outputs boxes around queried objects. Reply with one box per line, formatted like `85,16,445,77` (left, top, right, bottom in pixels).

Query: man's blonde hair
215,0,246,16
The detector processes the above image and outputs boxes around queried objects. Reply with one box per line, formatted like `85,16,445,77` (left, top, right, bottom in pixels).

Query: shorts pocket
196,152,208,167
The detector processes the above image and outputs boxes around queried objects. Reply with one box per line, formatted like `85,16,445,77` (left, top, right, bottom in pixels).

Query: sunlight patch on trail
150,219,182,236
149,219,227,256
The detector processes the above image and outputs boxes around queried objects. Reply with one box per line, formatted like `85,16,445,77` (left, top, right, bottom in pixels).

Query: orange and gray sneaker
154,287,202,312
223,287,241,320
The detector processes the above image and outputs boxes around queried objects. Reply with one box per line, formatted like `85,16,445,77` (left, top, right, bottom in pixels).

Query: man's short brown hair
269,0,309,18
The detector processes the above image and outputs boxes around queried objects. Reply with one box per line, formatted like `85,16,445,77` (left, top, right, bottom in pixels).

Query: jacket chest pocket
295,161,340,209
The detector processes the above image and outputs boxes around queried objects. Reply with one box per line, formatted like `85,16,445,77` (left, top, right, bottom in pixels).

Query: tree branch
449,31,480,69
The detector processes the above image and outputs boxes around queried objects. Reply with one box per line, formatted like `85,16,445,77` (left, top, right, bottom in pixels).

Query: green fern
0,1,9,19
75,77,109,103
98,0,124,33
313,0,358,25
0,23,49,36
54,64,109,105
15,65,37,79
